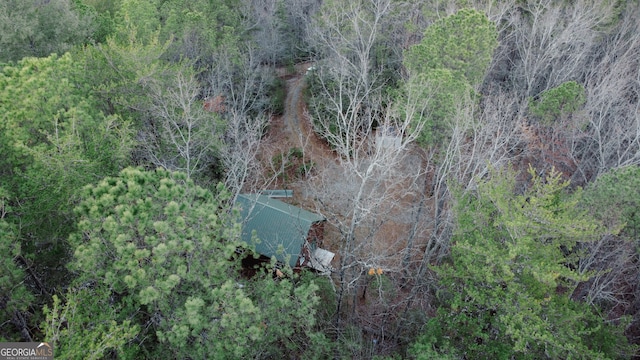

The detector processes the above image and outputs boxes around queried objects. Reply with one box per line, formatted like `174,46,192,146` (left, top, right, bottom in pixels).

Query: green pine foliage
404,8,498,85
417,166,635,359
42,290,138,359
583,165,640,238
0,53,134,243
71,0,119,43
528,81,586,125
113,0,161,45
0,189,35,342
2,1,640,357
246,271,331,359
0,52,134,343
68,167,247,357
401,8,498,146
65,167,325,358
81,25,171,121
0,0,96,62
400,68,473,145
158,0,243,61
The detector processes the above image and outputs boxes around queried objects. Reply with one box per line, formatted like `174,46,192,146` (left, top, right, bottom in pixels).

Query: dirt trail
257,65,336,199
282,73,335,168
283,77,304,137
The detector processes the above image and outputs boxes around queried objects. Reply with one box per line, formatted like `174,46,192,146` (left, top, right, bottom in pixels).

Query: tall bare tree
245,0,321,64
205,44,276,199
305,94,424,337
573,4,640,182
140,64,223,181
305,0,393,155
499,0,617,99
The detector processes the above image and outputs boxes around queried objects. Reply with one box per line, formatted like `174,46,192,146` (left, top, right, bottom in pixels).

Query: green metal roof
235,194,325,267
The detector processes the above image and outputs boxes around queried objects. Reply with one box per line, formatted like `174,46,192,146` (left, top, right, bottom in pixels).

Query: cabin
235,193,334,274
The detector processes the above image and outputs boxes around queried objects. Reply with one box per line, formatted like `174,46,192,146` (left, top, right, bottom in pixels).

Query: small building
235,194,334,273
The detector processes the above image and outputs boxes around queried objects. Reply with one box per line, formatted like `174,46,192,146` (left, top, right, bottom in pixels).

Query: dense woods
1,0,640,358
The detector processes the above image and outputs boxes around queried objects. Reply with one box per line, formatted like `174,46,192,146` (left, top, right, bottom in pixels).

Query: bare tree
303,2,528,349
245,0,321,64
302,5,432,344
205,44,277,199
305,94,425,333
140,64,223,181
245,0,288,65
391,88,525,337
219,109,271,201
478,0,637,184
572,5,640,182
305,0,393,155
498,0,617,99
576,233,637,307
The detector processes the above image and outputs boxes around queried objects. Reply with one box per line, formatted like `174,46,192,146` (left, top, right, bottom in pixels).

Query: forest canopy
1,1,639,359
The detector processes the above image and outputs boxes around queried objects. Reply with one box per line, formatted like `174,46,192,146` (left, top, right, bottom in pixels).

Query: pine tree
0,188,34,341
67,167,258,357
66,167,326,358
401,8,498,146
417,166,635,359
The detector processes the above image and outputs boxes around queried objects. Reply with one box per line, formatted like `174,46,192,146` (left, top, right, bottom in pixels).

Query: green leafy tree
417,166,635,359
246,269,333,359
71,0,118,43
0,52,133,344
583,165,640,239
113,0,161,45
81,22,171,123
106,0,245,71
158,0,243,62
409,329,458,360
0,0,95,62
402,8,497,146
68,167,252,357
400,68,472,145
81,0,122,19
